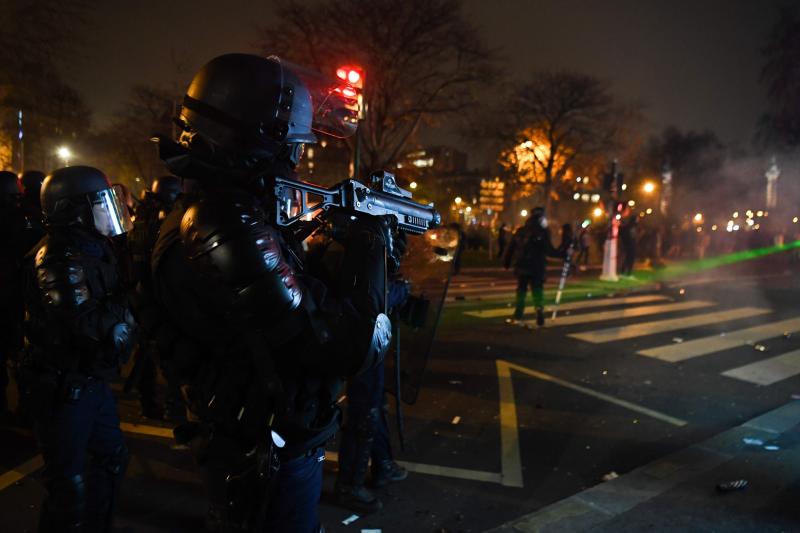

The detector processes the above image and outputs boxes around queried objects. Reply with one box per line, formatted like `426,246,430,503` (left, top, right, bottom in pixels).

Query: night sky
71,0,784,150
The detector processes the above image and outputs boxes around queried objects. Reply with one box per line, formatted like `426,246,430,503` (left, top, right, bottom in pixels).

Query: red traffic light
336,65,364,89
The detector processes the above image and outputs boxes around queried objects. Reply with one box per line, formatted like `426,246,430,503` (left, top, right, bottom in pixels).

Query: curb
485,400,800,532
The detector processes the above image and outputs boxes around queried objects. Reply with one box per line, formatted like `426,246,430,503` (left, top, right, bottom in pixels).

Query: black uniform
0,171,28,413
151,53,391,532
126,177,182,418
22,166,137,532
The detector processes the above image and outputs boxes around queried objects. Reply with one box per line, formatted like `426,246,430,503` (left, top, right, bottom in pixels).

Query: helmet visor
89,188,133,237
278,59,359,139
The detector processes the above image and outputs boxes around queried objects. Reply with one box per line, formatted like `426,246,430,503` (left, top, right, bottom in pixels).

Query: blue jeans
264,448,325,533
338,359,392,479
32,377,127,531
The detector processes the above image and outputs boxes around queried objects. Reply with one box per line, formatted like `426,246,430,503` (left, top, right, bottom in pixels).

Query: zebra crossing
462,287,800,387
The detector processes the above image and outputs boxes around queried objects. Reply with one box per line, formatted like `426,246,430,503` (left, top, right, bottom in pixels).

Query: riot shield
385,226,461,405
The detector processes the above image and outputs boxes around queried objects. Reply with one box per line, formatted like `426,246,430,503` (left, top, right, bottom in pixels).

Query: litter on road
342,514,360,525
602,471,619,481
717,479,748,492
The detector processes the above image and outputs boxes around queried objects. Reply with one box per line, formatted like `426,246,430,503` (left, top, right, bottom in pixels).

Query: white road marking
536,300,713,327
464,294,671,319
324,451,503,484
638,317,800,362
570,307,770,343
722,349,800,386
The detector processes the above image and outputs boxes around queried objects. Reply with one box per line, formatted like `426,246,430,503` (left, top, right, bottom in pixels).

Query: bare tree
94,84,176,190
255,0,497,175
493,72,632,210
0,0,94,170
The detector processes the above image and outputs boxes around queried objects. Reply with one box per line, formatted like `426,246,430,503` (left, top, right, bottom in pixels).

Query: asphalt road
3,253,800,532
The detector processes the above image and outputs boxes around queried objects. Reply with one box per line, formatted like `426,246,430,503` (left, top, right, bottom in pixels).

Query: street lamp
592,207,603,218
57,146,72,167
520,209,528,217
454,196,462,205
409,181,418,190
693,213,703,223
642,181,655,194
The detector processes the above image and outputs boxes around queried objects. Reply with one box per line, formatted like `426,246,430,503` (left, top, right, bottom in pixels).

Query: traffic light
616,171,625,193
336,65,365,119
336,66,364,89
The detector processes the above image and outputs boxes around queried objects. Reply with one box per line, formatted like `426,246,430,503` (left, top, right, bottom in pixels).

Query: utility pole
766,155,779,210
336,65,365,179
600,160,622,281
660,161,672,216
16,109,24,173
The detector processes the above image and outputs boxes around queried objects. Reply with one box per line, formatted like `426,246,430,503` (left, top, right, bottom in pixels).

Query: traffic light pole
353,125,361,179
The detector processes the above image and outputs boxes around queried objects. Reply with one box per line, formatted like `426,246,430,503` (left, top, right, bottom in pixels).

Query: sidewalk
487,400,800,532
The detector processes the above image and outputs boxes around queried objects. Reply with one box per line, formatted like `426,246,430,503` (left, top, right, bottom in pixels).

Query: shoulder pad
178,191,302,308
179,190,266,259
34,236,91,308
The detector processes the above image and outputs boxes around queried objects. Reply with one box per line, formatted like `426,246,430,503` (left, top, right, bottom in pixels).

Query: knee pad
92,443,130,477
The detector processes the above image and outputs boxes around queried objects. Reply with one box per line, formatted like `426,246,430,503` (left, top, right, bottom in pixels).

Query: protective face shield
88,188,133,237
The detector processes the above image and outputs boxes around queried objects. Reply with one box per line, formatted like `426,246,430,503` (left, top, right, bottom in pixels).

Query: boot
371,459,408,488
39,474,86,533
536,307,545,327
334,408,383,514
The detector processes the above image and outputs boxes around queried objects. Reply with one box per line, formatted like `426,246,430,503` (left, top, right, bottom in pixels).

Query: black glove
340,215,395,317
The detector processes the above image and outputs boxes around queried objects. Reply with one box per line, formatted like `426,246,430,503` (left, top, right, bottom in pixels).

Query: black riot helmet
177,54,357,160
41,166,133,237
526,206,548,230
151,175,182,205
0,170,21,207
21,170,45,207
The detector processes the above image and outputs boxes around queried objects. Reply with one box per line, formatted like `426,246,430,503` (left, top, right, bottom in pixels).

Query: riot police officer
152,54,394,532
22,166,137,532
0,170,27,414
20,170,47,245
126,175,182,419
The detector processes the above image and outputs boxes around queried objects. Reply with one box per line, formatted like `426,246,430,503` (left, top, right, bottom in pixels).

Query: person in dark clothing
151,54,395,532
497,223,508,259
21,166,137,532
334,278,410,513
619,213,638,277
503,207,562,326
20,170,47,246
575,228,591,270
0,171,29,414
126,175,182,419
